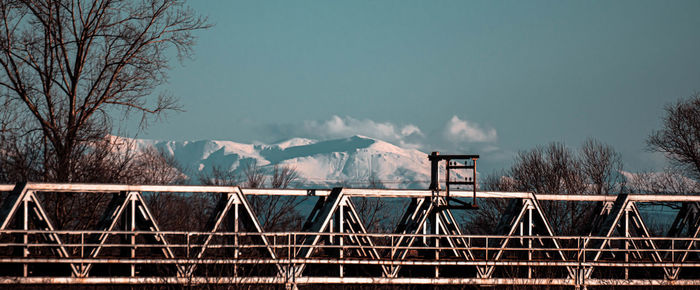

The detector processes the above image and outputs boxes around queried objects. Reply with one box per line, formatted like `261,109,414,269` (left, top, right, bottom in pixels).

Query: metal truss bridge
2,182,700,288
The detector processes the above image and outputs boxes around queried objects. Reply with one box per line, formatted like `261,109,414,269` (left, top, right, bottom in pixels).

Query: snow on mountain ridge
112,135,449,188
272,137,317,150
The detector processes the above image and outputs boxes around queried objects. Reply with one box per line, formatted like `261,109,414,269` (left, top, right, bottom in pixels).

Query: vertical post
339,203,344,278
186,233,190,258
670,239,675,280
624,206,629,280
286,233,292,289
329,214,334,244
528,206,533,279
429,152,440,192
582,236,587,286
472,158,478,206
434,215,440,278
486,237,489,261
292,233,296,285
519,220,524,244
423,215,429,246
130,193,136,278
671,239,674,263
445,159,451,198
186,232,191,277
22,194,28,277
287,233,291,284
80,232,84,276
234,201,239,277
390,235,395,275
575,237,580,290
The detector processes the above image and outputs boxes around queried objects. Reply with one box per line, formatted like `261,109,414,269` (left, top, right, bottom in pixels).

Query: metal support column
528,205,533,279
234,202,239,277
129,193,136,277
339,204,344,278
625,206,630,280
435,216,440,278
22,194,28,277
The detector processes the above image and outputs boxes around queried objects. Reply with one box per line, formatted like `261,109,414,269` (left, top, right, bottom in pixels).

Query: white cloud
400,124,424,137
289,115,424,148
444,115,498,143
264,115,499,151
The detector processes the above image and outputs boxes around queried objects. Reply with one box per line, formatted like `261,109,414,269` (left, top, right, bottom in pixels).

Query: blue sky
132,0,700,173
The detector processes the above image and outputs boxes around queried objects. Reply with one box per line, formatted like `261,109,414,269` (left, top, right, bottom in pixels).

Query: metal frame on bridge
1,183,700,288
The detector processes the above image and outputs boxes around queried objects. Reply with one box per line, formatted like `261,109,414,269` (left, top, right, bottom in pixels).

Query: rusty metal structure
0,183,699,288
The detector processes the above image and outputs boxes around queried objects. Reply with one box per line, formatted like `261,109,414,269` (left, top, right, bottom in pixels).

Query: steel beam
389,196,478,277
80,191,180,277
188,187,279,276
584,194,665,279
484,196,574,279
0,183,79,276
294,188,387,277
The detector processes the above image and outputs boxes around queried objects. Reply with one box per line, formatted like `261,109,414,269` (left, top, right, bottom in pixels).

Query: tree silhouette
0,0,209,181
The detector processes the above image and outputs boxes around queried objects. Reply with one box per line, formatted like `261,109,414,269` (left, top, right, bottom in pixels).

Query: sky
130,0,700,174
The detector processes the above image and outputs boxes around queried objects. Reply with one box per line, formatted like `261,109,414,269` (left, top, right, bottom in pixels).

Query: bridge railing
3,230,700,260
2,230,700,277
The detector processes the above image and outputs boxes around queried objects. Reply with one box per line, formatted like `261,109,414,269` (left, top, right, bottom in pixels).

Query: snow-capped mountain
621,170,699,193
127,135,470,189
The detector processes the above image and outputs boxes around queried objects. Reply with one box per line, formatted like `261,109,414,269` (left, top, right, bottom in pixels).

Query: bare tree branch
648,93,700,181
0,0,209,181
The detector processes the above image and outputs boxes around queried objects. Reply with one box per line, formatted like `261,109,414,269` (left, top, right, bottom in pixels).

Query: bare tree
251,164,305,231
355,172,391,232
468,171,513,234
243,160,266,188
510,142,586,195
197,165,238,186
627,168,699,195
197,162,305,231
271,164,299,188
34,141,191,230
648,93,700,180
0,0,209,182
355,196,391,232
131,146,188,184
0,0,209,231
580,137,624,195
474,140,623,235
0,98,44,182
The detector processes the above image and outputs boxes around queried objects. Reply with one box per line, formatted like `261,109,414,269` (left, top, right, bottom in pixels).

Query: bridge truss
1,183,700,288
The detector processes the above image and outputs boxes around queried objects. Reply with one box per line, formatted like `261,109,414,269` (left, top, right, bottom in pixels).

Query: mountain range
129,135,469,189
120,135,698,192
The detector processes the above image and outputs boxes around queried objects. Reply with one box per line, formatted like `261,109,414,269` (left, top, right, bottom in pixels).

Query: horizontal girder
0,183,698,202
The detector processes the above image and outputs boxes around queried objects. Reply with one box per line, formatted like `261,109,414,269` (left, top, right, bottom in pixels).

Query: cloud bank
267,115,424,149
264,115,500,155
444,115,498,143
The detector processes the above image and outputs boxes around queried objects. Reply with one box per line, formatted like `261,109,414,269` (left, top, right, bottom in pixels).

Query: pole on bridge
428,152,479,210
